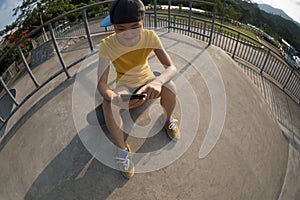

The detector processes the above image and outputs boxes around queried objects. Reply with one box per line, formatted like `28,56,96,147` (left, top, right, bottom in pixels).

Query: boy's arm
153,48,177,84
136,48,177,99
97,57,115,101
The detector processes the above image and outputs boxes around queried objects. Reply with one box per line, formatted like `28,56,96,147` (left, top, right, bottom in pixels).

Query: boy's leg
102,87,135,178
160,81,177,120
102,99,126,150
160,81,180,140
102,86,131,150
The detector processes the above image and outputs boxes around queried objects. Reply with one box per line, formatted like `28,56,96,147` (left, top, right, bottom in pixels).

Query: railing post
0,76,19,106
188,0,192,33
203,21,207,41
82,9,94,52
49,23,71,79
283,68,294,90
260,48,271,74
232,32,240,59
168,0,171,32
173,15,176,32
209,4,216,45
0,116,4,124
154,0,157,29
16,46,39,87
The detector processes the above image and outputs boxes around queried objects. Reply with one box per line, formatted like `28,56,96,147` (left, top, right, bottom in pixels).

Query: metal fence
142,1,300,103
31,11,113,49
0,0,299,138
1,62,20,84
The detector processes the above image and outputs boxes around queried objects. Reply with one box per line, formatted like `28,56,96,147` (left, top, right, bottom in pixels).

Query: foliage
224,0,300,51
0,28,32,74
0,0,106,74
0,44,18,75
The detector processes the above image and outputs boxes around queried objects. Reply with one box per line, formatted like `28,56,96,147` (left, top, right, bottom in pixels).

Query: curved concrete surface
0,89,16,138
0,32,292,199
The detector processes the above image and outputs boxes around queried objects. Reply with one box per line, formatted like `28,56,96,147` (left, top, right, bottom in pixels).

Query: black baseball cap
99,0,145,27
110,0,145,25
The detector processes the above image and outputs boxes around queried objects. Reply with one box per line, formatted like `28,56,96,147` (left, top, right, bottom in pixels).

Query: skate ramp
0,32,290,199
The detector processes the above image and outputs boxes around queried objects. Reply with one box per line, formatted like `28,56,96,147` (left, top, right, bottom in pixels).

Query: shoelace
114,154,130,171
168,119,178,131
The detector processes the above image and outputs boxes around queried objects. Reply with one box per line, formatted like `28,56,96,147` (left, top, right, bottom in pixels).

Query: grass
215,24,261,46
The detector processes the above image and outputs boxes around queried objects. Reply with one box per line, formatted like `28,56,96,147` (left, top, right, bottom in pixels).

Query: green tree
0,0,75,74
15,1,72,25
0,44,19,75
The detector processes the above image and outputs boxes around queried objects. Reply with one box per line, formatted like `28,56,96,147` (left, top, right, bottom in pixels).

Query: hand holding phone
120,93,146,101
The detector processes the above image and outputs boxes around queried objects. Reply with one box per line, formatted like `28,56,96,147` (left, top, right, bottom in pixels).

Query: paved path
0,31,299,200
237,60,300,200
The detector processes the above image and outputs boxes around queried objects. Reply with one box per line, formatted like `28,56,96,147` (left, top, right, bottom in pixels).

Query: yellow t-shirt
99,29,162,88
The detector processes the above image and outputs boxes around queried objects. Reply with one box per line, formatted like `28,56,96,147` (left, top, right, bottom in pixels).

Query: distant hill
258,4,293,21
221,0,300,51
258,4,300,27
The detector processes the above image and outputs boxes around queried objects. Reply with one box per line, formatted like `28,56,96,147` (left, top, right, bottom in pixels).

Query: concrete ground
0,31,299,200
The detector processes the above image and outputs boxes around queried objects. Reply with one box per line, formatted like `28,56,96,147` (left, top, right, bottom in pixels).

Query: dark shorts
124,71,160,94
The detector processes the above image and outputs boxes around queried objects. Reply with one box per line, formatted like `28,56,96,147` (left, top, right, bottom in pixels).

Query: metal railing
143,0,300,104
0,0,299,139
1,62,20,84
31,11,113,49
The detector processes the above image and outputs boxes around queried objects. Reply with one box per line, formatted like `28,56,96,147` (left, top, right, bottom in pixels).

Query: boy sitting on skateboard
97,0,180,178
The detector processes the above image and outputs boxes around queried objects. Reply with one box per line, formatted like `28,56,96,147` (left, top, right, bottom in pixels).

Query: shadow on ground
282,130,300,153
0,78,75,152
24,134,128,200
24,121,172,199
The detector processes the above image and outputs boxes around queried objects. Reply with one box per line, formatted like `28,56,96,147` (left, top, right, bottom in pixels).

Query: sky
0,0,22,31
0,0,300,31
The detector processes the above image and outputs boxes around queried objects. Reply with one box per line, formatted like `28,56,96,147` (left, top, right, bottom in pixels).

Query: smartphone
120,93,146,101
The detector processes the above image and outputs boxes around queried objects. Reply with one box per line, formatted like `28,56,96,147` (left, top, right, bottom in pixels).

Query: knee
162,80,177,95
